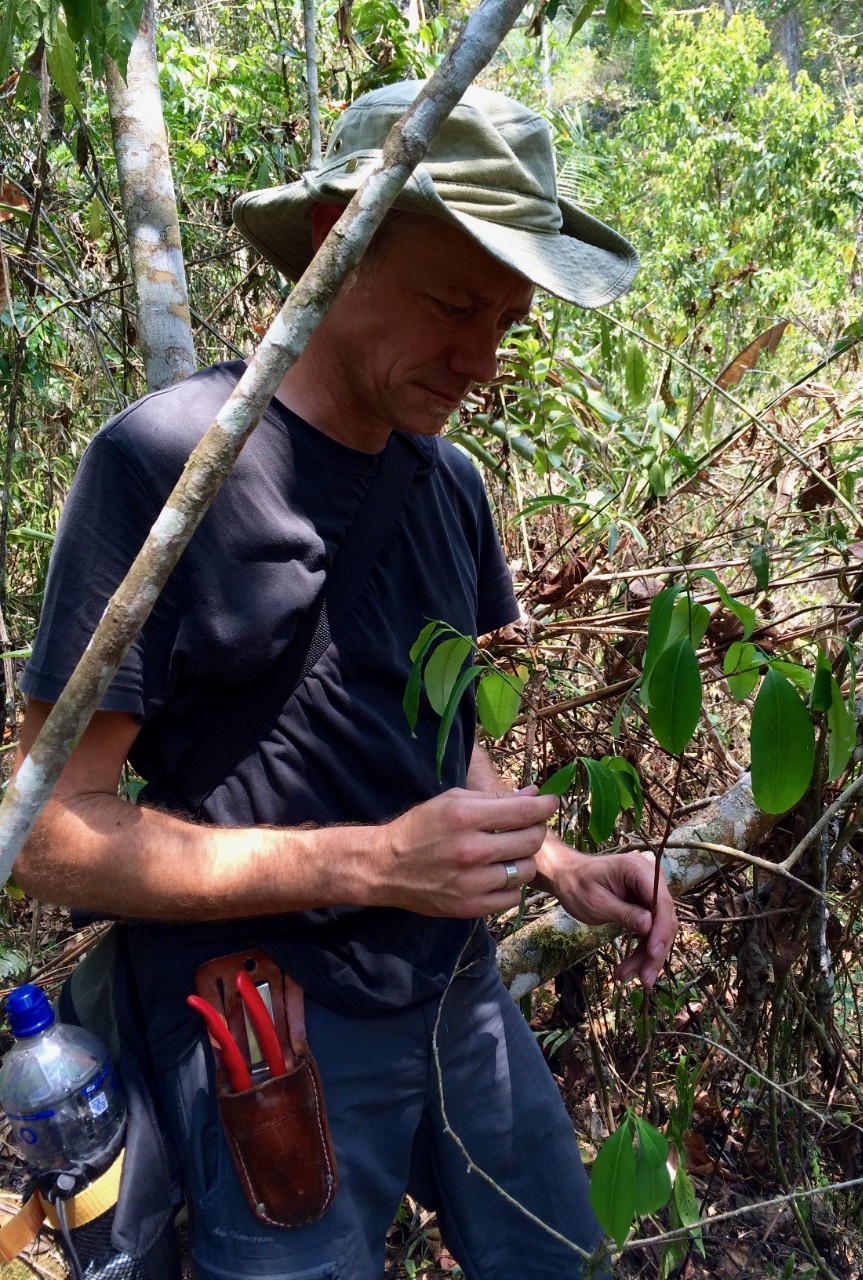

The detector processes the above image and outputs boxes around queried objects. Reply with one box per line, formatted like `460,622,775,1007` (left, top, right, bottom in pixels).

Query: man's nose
448,323,499,385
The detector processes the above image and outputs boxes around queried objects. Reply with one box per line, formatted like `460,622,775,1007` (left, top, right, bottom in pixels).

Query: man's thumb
624,906,653,935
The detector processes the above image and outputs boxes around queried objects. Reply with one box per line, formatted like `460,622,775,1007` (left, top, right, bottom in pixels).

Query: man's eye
436,299,470,317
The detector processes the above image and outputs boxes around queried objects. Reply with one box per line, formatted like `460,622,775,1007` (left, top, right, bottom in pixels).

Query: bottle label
89,1092,108,1117
81,1059,111,1097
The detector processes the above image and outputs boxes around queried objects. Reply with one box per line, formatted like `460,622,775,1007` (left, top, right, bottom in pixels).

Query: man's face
312,214,534,447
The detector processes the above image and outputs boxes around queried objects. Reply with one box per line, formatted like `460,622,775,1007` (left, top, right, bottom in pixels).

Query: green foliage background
2,0,863,1272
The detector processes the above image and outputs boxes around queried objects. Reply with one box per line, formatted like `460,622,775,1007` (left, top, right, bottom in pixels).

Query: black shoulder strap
147,432,420,816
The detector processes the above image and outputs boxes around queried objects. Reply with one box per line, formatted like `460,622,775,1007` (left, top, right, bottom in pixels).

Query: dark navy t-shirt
22,362,519,1066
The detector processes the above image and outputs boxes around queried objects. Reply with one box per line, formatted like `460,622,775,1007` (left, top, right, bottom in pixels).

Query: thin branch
430,932,595,1262
618,1176,863,1253
779,772,863,874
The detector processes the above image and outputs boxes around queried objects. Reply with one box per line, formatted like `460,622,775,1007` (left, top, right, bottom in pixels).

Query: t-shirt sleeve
20,428,168,716
472,476,520,637
450,455,517,640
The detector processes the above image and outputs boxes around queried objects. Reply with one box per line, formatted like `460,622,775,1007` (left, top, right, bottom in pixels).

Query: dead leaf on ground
534,554,589,606
797,444,837,510
0,182,30,224
682,1129,714,1174
628,576,662,605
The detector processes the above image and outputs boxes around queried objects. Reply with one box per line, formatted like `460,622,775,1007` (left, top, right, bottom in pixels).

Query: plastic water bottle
0,983,126,1189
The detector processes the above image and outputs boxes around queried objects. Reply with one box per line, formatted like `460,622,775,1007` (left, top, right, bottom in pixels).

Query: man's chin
393,405,457,437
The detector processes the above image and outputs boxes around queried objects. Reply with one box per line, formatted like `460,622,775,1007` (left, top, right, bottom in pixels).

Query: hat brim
232,161,638,310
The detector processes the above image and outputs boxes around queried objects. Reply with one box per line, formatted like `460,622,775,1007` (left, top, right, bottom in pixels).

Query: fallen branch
496,770,786,997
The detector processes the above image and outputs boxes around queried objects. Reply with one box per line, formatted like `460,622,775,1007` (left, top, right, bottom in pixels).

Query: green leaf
537,760,577,797
767,659,813,694
63,0,98,45
603,757,644,826
641,585,681,706
604,0,620,38
47,17,81,107
624,343,646,404
633,1116,672,1215
667,597,711,650
725,596,756,642
9,525,55,542
673,1166,705,1256
750,544,770,593
619,0,643,33
435,665,482,779
827,676,856,782
18,0,51,45
600,315,612,366
750,668,815,814
648,459,672,498
0,0,15,81
589,1119,637,1247
123,777,146,803
695,569,755,640
723,641,760,701
648,637,702,755
581,758,622,844
105,0,145,78
668,1056,696,1145
568,0,599,38
87,195,104,238
810,648,832,714
15,68,40,109
476,666,525,739
424,636,473,716
409,620,443,663
403,621,445,734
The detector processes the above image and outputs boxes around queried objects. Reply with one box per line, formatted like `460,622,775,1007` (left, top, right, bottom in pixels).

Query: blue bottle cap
6,984,56,1037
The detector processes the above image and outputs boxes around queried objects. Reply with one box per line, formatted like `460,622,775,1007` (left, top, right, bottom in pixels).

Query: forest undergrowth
3,1,863,1275
3,378,863,1278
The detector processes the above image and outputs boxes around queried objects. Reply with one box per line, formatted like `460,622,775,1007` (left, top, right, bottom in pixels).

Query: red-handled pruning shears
187,994,253,1092
236,970,285,1079
187,970,287,1091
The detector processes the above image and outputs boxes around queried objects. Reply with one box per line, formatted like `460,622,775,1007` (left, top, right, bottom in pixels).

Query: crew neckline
219,360,438,477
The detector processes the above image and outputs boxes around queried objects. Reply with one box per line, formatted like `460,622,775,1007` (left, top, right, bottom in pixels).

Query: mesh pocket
63,1205,182,1279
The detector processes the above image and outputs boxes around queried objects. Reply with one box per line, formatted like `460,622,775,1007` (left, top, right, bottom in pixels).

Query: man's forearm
15,791,378,921
13,704,558,923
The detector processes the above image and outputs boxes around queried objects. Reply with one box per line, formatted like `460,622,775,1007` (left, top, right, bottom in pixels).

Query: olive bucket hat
232,80,638,309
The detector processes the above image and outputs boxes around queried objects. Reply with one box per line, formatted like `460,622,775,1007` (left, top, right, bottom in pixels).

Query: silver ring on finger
501,861,520,892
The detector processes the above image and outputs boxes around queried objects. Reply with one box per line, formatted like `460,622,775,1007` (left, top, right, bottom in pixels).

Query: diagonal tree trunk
0,0,534,885
105,0,196,391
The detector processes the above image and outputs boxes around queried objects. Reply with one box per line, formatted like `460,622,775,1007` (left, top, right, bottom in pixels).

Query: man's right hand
366,788,557,918
13,700,554,922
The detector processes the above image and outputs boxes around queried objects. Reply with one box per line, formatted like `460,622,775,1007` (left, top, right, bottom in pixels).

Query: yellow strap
0,1192,45,1262
0,1148,124,1261
42,1147,125,1230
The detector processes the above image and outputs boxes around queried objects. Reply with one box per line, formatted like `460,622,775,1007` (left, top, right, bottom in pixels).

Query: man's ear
310,202,344,252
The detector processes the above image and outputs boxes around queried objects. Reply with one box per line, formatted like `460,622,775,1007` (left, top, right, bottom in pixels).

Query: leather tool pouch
193,949,338,1229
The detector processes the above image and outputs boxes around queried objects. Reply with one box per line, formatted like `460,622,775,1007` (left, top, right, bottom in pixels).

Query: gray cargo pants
158,957,609,1279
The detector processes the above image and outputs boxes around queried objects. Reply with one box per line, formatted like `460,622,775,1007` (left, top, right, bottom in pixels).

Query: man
14,81,676,1278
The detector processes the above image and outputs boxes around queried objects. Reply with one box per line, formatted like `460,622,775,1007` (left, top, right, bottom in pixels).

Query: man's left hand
535,835,677,988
